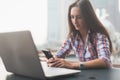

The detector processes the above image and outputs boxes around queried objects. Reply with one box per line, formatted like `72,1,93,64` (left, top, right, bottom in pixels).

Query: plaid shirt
56,31,112,67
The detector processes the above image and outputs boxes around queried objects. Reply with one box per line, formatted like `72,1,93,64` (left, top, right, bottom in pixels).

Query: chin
75,28,79,30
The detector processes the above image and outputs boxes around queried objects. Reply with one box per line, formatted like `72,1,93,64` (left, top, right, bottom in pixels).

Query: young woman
47,0,112,69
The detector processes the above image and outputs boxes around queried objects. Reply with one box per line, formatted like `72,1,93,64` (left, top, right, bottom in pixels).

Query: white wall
0,0,47,46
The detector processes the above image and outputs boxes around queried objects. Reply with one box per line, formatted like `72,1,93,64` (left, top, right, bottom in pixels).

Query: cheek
71,19,74,24
79,20,85,26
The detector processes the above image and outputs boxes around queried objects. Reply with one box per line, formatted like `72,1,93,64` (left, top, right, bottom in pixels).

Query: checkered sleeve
56,36,72,58
96,33,112,67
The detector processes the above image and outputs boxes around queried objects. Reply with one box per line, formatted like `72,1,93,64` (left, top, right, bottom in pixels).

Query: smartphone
42,49,53,59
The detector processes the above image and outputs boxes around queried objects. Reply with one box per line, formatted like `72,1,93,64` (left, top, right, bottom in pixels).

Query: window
0,0,48,49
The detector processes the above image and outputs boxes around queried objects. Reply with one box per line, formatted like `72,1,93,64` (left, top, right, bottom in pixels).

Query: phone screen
42,50,53,59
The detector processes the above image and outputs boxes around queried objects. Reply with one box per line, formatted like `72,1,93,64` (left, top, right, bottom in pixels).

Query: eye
70,15,74,19
77,15,82,19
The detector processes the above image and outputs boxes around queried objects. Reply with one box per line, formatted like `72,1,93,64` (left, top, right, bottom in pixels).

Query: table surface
1,57,120,80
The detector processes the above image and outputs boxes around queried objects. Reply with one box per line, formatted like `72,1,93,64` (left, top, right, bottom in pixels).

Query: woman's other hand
46,57,80,69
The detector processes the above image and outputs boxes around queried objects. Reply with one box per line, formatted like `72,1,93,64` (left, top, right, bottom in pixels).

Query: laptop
0,31,80,80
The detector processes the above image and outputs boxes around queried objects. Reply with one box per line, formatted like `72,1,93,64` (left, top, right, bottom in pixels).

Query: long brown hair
68,0,112,52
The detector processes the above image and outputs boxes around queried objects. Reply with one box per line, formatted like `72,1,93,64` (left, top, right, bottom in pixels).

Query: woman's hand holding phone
42,49,80,69
46,56,79,69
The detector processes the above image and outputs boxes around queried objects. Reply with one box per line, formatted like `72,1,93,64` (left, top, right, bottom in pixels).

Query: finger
47,58,55,63
50,60,63,67
54,62,64,68
48,63,53,67
47,61,60,67
53,56,59,59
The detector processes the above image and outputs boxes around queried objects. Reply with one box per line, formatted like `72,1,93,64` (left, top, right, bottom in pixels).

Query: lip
75,24,79,27
74,25,79,30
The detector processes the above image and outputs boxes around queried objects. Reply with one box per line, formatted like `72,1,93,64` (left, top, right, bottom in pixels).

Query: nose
74,17,77,24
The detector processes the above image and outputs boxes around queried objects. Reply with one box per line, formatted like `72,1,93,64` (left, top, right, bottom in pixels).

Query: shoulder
90,32,109,42
93,33,109,43
95,33,108,39
89,31,107,38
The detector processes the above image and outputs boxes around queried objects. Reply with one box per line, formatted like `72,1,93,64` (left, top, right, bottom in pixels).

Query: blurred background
0,0,120,64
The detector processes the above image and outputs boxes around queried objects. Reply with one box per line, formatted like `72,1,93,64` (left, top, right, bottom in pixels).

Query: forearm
67,61,80,69
68,59,108,69
70,59,109,69
83,59,109,69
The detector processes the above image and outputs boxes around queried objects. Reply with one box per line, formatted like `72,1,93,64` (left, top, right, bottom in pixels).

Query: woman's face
70,6,87,31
